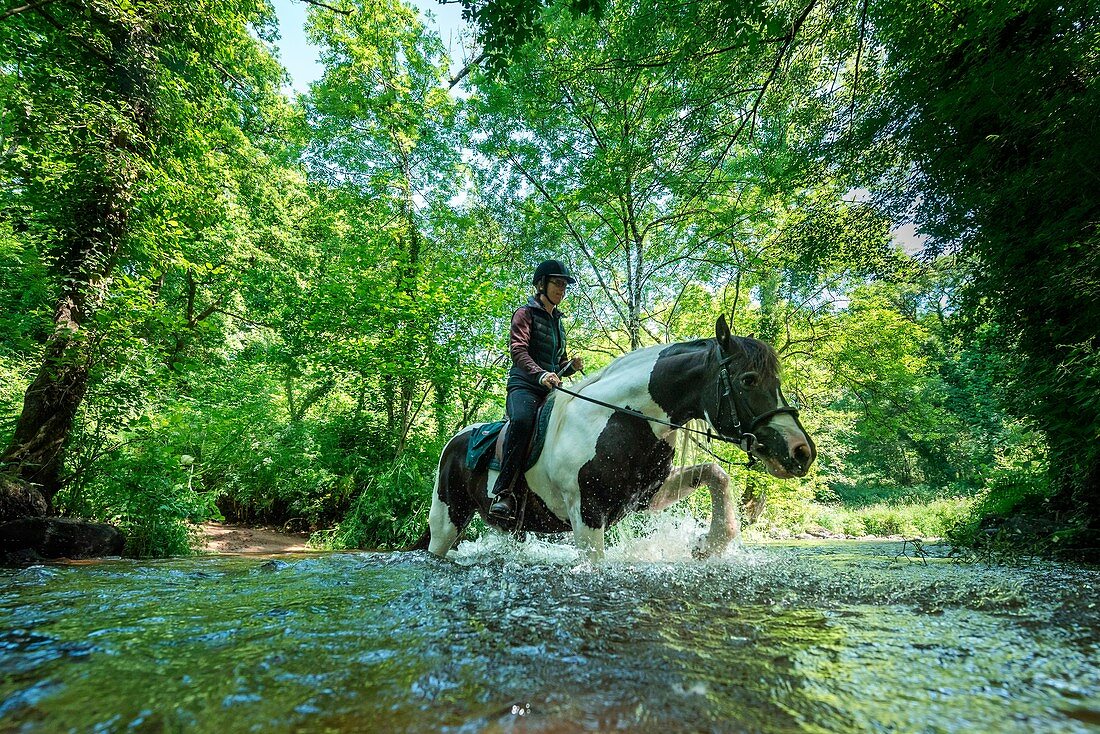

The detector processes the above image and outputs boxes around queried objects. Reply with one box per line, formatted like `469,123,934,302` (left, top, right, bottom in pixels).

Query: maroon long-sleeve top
506,296,576,391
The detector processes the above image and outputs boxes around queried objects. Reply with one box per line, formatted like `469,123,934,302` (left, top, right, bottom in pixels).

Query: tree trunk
0,474,49,522
1,181,132,500
392,149,422,453
0,13,153,505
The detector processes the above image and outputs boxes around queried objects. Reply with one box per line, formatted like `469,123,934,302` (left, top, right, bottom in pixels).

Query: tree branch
503,149,631,329
848,0,869,126
0,0,54,21
449,50,484,89
33,4,112,66
296,0,353,15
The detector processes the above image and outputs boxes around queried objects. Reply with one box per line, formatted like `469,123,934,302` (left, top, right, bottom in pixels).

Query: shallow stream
2,522,1099,732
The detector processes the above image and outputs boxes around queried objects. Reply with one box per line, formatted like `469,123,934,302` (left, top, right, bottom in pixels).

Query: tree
0,0,294,516
301,0,512,452
470,0,880,354
848,0,1100,542
1,0,158,502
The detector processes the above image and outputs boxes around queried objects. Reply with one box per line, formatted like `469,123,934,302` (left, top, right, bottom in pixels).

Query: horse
415,315,816,560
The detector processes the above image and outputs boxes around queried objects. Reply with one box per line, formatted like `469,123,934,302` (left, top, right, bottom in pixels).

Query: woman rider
489,260,584,521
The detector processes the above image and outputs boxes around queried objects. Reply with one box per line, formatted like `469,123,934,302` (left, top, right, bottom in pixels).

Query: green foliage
828,481,978,510
1,0,321,546
312,449,437,550
848,0,1100,537
0,224,51,359
2,0,1089,560
806,267,1030,497
167,397,346,528
469,0,883,352
57,427,218,558
946,432,1061,552
751,492,973,540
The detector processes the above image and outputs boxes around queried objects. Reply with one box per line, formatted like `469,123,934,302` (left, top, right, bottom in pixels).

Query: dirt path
199,522,315,554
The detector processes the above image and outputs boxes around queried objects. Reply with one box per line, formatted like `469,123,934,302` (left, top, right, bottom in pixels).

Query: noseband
713,354,800,455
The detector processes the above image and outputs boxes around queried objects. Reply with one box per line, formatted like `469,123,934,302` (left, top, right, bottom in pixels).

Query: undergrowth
310,449,435,551
749,496,974,539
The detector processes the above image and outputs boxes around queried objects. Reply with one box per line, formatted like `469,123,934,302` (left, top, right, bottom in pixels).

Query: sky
270,0,469,94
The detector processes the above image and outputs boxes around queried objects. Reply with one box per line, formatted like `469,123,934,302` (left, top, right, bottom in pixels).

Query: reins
553,384,744,447
552,350,799,467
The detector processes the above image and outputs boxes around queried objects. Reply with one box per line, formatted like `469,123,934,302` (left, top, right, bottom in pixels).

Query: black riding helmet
532,259,577,286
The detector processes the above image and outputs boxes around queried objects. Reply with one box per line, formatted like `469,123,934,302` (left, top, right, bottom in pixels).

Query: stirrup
489,493,517,521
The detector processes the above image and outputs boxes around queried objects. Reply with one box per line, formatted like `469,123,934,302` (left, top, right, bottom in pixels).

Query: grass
750,487,977,540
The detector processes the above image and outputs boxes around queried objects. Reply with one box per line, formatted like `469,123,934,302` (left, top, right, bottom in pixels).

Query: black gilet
507,298,568,391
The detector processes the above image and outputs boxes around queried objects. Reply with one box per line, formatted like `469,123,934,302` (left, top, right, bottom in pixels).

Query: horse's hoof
692,538,724,559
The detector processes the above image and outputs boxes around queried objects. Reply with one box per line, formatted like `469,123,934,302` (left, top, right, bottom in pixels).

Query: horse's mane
559,335,779,409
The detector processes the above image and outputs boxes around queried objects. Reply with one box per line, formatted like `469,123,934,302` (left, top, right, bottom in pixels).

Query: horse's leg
572,523,606,562
646,462,739,558
575,523,606,561
427,437,478,557
427,490,461,556
564,495,606,562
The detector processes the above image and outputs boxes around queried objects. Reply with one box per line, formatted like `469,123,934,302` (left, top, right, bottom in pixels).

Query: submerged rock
0,517,124,564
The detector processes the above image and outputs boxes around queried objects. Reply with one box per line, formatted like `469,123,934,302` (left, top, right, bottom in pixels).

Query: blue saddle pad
466,420,506,472
465,394,556,473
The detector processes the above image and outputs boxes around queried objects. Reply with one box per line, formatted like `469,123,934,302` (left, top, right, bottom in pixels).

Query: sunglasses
548,278,570,288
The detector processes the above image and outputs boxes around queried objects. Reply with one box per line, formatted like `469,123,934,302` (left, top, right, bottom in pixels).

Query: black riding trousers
492,386,545,497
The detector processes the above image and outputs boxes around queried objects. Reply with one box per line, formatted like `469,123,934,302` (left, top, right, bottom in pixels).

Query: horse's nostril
793,443,812,466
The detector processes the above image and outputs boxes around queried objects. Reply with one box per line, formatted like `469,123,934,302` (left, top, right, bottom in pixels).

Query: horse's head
708,316,816,479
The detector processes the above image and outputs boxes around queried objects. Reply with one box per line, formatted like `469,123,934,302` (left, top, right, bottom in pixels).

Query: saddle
465,394,556,473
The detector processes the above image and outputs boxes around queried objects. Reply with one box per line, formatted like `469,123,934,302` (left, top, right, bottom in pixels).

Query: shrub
58,437,218,557
947,435,1056,552
313,446,438,550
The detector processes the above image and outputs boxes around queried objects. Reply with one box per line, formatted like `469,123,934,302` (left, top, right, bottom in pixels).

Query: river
2,519,1099,733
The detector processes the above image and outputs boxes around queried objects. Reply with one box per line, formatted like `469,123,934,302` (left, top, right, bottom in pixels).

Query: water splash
450,513,759,568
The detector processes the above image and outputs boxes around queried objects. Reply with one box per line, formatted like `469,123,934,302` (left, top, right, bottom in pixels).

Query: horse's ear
717,315,747,358
716,315,734,351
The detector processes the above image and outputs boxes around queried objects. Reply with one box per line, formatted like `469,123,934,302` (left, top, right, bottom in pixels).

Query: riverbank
194,520,942,556
198,522,314,554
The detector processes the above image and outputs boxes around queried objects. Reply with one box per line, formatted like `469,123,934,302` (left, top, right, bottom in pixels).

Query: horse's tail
406,528,431,552
405,454,444,553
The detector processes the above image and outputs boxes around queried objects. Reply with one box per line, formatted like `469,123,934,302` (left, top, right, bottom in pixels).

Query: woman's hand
541,371,562,389
570,356,584,372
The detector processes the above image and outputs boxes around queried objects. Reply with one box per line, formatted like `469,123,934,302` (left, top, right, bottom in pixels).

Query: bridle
712,353,801,456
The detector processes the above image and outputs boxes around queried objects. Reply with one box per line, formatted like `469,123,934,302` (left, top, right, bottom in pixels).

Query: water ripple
1,526,1098,732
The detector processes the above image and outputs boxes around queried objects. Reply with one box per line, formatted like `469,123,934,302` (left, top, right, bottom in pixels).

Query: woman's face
544,277,569,305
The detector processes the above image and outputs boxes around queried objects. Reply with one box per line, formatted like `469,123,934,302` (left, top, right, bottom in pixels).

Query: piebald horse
418,316,816,560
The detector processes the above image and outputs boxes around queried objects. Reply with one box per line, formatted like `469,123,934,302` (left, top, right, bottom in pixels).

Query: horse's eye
740,372,758,388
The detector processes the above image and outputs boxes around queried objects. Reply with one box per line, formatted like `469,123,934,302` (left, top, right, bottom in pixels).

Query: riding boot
489,490,517,521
